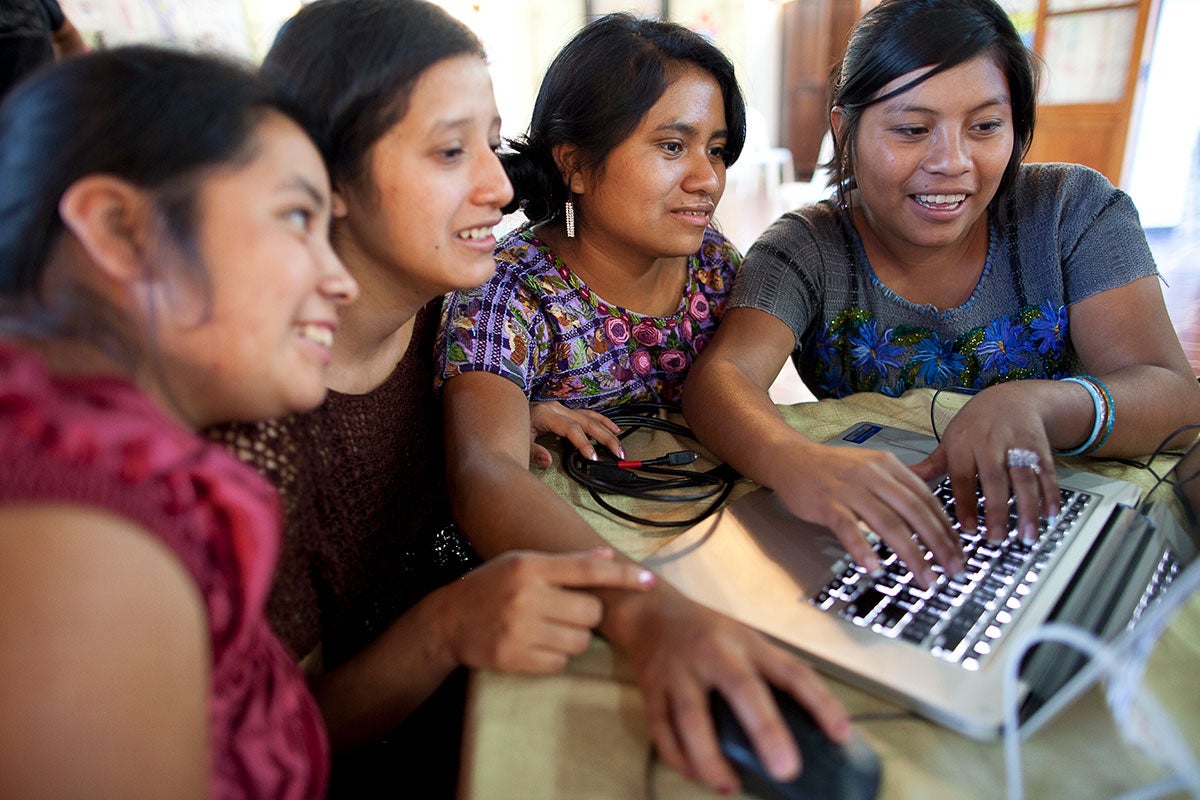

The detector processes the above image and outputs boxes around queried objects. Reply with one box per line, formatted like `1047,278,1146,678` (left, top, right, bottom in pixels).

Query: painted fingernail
618,446,626,459
718,783,735,796
587,449,598,461
637,570,655,586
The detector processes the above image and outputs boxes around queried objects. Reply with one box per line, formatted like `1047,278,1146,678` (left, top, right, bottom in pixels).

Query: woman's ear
551,143,587,196
57,175,154,284
331,188,349,219
830,106,846,143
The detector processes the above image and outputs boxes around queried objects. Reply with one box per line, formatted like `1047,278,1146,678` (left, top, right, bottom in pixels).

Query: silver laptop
647,422,1198,740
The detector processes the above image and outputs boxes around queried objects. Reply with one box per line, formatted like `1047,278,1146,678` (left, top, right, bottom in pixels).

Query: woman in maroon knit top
0,48,359,798
206,1,657,796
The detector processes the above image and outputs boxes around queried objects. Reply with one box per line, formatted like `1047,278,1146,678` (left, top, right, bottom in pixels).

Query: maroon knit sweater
210,300,475,666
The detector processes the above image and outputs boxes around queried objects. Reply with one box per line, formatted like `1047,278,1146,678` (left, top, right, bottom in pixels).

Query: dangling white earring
564,198,576,239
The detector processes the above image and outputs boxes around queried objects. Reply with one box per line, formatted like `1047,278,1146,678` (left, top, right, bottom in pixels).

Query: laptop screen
1141,433,1200,549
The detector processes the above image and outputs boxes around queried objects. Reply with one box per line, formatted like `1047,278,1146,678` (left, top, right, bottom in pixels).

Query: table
460,390,1200,800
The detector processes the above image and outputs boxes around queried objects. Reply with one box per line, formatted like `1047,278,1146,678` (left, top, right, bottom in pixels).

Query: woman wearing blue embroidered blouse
437,13,852,797
684,0,1200,585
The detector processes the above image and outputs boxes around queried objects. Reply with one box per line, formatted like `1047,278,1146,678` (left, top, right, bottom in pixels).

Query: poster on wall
59,0,263,56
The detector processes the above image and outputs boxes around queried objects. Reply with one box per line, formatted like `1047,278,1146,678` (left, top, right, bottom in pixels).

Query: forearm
966,365,1200,459
1082,365,1200,456
309,591,457,752
451,453,608,557
448,438,679,648
684,356,823,491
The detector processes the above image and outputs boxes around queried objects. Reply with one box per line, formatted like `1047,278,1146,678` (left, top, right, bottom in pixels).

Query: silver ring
1006,447,1042,475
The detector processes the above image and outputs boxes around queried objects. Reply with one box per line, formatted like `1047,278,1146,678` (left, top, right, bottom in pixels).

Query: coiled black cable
561,403,739,528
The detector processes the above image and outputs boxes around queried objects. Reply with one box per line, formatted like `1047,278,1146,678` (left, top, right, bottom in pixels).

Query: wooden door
779,0,859,180
1016,0,1157,186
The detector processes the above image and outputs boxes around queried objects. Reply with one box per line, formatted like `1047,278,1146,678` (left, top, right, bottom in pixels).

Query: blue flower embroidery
813,322,837,365
1029,300,1067,357
912,333,966,386
848,319,904,378
977,316,1031,374
818,362,851,398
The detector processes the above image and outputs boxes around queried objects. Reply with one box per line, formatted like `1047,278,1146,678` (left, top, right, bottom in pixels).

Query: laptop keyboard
810,477,1095,671
1127,548,1181,631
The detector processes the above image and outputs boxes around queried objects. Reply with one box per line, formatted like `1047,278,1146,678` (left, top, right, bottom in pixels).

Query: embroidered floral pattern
438,226,741,409
803,302,1073,398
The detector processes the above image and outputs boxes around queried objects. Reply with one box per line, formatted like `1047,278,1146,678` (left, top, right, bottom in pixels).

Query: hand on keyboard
812,478,1092,670
773,443,963,586
911,384,1062,545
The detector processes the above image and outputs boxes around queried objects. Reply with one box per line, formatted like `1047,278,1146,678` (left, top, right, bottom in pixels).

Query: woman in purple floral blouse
436,13,853,799
438,225,737,409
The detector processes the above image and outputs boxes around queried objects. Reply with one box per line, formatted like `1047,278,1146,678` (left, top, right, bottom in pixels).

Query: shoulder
494,225,551,276
698,226,741,268
1008,163,1126,220
459,225,559,303
483,225,576,311
1004,163,1148,253
742,200,846,276
752,201,843,253
1014,162,1115,196
0,503,211,799
0,504,206,634
0,342,280,611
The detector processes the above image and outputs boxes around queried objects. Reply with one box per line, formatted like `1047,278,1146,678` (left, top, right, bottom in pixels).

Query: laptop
646,422,1199,740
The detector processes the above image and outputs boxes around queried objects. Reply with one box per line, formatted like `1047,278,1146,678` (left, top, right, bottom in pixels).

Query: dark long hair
0,45,302,353
827,0,1037,212
504,12,747,225
262,0,485,195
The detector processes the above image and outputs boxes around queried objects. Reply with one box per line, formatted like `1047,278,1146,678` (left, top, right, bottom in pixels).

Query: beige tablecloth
461,390,1200,800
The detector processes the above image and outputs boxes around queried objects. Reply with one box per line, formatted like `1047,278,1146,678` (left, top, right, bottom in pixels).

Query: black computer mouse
709,686,882,800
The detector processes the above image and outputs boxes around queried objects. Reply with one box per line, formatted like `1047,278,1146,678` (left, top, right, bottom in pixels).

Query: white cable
1003,622,1114,800
1003,557,1200,800
1112,776,1190,800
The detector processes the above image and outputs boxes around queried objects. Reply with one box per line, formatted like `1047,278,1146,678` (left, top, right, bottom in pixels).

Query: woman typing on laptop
685,0,1200,586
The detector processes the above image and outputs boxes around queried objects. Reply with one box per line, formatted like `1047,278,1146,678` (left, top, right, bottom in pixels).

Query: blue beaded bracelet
1055,376,1108,457
1088,376,1116,453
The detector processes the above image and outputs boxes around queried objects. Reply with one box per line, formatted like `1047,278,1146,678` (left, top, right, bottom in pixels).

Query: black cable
561,403,739,528
930,384,978,443
1134,422,1200,512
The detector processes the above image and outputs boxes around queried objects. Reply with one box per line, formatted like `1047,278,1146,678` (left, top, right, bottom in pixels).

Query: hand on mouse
604,583,853,795
711,685,882,800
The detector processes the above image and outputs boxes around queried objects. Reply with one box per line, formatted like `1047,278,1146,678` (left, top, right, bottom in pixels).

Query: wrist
413,581,465,674
597,579,672,648
1052,375,1114,456
759,433,823,492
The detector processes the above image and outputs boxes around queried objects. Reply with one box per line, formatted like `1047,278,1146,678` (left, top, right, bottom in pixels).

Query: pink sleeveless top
0,342,329,799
